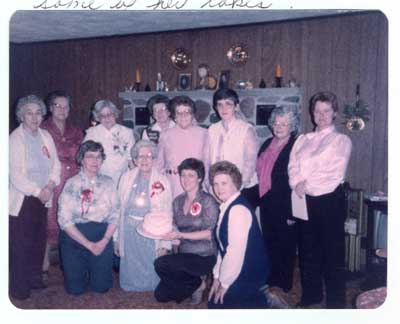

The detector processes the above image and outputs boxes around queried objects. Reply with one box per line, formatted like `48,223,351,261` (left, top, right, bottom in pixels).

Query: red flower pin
42,145,50,158
151,181,165,198
81,189,93,215
190,202,202,216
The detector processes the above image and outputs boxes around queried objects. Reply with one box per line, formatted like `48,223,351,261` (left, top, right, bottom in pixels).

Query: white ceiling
10,10,365,44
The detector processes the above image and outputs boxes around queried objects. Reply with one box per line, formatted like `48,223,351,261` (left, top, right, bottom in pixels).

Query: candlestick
135,69,141,83
275,77,282,88
276,64,282,78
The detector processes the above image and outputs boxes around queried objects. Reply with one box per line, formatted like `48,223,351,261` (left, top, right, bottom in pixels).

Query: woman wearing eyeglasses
84,99,135,185
156,96,209,198
116,140,173,291
256,105,300,296
142,94,175,144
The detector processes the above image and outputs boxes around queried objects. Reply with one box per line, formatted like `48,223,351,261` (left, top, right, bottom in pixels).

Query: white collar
219,191,241,213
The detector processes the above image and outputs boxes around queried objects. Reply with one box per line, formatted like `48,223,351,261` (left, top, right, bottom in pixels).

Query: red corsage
190,202,202,216
151,181,165,198
42,145,50,158
81,189,93,215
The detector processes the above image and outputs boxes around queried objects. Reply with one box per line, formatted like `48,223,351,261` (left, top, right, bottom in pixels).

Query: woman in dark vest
207,161,270,309
256,105,300,293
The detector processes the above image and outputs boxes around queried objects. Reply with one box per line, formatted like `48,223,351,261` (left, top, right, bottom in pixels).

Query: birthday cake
142,211,173,236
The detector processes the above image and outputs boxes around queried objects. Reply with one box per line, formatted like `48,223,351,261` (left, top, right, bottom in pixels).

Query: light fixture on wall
171,48,191,70
226,43,249,67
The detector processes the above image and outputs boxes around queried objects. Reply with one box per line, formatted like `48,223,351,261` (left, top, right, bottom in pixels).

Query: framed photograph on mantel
217,70,230,89
178,73,192,91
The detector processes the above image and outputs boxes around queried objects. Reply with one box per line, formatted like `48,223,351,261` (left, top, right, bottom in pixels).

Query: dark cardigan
257,134,297,221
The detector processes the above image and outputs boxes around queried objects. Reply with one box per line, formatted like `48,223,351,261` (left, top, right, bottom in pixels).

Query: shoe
10,291,30,300
265,288,290,309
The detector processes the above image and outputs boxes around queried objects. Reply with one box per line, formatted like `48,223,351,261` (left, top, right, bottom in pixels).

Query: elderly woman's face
216,99,237,122
212,173,238,203
22,103,43,133
50,97,70,123
175,105,193,129
134,146,154,174
99,106,117,130
152,103,170,124
180,169,201,194
82,150,103,177
313,101,336,130
272,114,291,140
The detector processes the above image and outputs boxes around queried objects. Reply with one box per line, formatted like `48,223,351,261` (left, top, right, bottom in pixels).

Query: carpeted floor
9,257,375,310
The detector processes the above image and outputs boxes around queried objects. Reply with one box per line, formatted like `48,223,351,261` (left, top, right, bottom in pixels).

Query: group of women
9,87,351,309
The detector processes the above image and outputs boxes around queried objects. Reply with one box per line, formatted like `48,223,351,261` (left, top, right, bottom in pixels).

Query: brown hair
209,160,242,190
309,91,339,114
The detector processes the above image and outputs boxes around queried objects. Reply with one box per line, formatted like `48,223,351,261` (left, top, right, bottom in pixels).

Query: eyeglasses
84,154,103,160
99,113,115,119
153,106,168,114
175,111,192,117
137,155,153,160
272,122,290,127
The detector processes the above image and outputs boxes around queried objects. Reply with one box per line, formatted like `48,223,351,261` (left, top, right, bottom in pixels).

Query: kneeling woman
208,161,270,309
58,140,120,295
154,158,219,304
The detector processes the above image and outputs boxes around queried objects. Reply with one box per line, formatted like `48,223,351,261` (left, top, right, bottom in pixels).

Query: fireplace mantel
119,88,302,143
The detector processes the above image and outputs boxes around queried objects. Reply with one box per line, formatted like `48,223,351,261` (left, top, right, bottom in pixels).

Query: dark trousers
9,196,47,299
154,253,216,303
298,185,346,308
60,222,113,295
259,199,298,291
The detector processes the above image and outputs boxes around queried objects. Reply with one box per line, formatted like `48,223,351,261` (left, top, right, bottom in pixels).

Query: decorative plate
171,48,191,70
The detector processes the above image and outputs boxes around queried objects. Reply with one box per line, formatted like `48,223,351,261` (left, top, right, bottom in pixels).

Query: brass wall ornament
343,84,370,132
226,43,249,67
171,48,192,70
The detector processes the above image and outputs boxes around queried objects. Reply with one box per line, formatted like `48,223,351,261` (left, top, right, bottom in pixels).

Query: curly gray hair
130,139,158,160
92,99,120,122
268,105,300,134
15,94,47,124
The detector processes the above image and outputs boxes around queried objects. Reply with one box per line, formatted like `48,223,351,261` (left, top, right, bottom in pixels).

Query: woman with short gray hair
116,139,173,291
84,99,135,185
256,105,300,296
9,94,61,300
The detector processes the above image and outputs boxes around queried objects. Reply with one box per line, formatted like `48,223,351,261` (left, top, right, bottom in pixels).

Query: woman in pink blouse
156,96,209,198
288,91,352,308
41,91,84,272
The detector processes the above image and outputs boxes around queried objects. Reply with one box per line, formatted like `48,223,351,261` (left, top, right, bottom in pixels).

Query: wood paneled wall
9,11,388,192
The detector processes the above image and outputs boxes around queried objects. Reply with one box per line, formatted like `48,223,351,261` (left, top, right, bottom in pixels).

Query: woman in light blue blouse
116,140,173,292
58,140,120,295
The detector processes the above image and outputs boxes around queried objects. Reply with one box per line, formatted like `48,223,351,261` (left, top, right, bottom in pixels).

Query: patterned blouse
58,170,120,230
172,190,219,257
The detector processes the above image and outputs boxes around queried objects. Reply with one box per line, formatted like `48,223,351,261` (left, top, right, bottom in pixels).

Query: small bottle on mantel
275,64,282,88
259,78,266,88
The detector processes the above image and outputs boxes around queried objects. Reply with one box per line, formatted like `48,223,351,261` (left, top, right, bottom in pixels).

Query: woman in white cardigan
84,99,135,185
9,95,61,300
115,140,172,291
